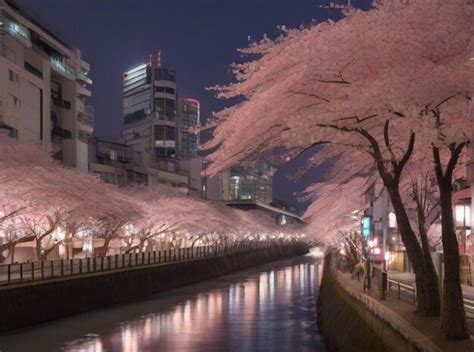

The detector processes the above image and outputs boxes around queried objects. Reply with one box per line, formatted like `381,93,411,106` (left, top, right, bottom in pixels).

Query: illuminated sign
362,216,371,237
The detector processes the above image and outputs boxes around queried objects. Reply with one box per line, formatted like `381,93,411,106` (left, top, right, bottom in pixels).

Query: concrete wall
0,244,308,332
317,256,419,352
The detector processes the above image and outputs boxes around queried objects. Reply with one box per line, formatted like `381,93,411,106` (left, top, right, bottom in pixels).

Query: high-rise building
0,0,93,172
122,56,203,192
179,98,200,159
122,59,178,168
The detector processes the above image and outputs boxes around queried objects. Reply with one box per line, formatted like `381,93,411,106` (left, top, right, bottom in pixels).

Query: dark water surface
0,252,325,352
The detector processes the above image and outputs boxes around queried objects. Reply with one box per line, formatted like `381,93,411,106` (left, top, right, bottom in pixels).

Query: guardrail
387,278,474,313
0,241,304,288
387,278,416,304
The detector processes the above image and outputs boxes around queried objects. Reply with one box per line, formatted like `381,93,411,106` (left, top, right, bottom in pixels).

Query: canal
0,252,325,352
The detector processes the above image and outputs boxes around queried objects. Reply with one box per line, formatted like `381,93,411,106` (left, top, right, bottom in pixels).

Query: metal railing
0,241,303,287
387,278,416,305
387,278,474,313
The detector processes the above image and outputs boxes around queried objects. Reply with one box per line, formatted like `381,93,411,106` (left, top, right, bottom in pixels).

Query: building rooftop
226,199,305,223
3,0,73,51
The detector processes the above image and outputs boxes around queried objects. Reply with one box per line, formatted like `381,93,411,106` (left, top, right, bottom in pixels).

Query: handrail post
51,261,54,278
7,264,11,283
413,284,416,305
31,262,34,281
61,259,64,277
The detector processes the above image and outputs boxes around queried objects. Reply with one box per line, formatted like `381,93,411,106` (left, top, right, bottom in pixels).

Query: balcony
97,152,132,165
52,125,72,139
77,106,94,126
52,98,72,110
51,57,76,81
77,71,92,85
77,129,92,144
5,19,32,48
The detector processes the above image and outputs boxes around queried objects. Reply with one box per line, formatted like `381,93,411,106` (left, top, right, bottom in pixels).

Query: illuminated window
388,212,397,228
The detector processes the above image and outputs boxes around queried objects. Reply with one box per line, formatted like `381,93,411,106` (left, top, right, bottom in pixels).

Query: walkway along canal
0,252,326,352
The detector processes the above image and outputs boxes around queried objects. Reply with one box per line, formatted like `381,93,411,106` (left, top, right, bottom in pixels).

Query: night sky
15,0,370,210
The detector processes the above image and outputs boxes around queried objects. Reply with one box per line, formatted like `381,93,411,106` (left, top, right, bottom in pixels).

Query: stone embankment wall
0,244,308,332
317,255,421,352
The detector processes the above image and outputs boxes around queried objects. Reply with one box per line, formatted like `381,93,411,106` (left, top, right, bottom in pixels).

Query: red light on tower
184,98,200,106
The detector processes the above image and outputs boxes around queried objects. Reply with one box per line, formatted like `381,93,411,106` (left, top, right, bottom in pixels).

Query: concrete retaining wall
317,255,421,352
0,244,308,332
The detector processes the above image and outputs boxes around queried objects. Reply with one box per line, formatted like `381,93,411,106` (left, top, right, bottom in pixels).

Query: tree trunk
439,182,469,339
387,185,440,316
99,237,113,257
10,244,15,264
35,239,42,260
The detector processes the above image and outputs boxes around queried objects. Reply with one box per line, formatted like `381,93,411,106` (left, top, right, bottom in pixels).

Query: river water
0,252,325,352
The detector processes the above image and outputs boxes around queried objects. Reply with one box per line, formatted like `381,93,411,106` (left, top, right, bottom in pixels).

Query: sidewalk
339,270,474,351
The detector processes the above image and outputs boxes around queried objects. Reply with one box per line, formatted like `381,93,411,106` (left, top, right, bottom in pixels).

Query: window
8,69,19,83
51,80,61,100
9,94,21,108
155,86,176,95
110,149,117,161
154,125,175,141
155,98,176,121
24,62,43,78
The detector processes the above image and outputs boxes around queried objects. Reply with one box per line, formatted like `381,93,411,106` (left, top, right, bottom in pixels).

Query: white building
0,0,93,172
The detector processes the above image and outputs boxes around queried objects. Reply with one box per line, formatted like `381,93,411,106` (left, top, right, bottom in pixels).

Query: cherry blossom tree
204,0,473,338
0,135,303,269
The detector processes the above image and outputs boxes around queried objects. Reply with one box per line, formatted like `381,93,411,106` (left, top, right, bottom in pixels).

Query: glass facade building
227,162,274,204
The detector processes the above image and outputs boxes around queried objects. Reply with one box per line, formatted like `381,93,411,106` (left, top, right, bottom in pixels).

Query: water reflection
0,255,325,352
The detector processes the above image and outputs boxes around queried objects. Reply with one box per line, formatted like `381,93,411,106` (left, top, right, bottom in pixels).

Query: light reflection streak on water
0,256,325,352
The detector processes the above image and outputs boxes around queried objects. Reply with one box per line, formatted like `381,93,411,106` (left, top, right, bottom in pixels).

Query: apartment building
0,0,93,172
89,138,148,187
